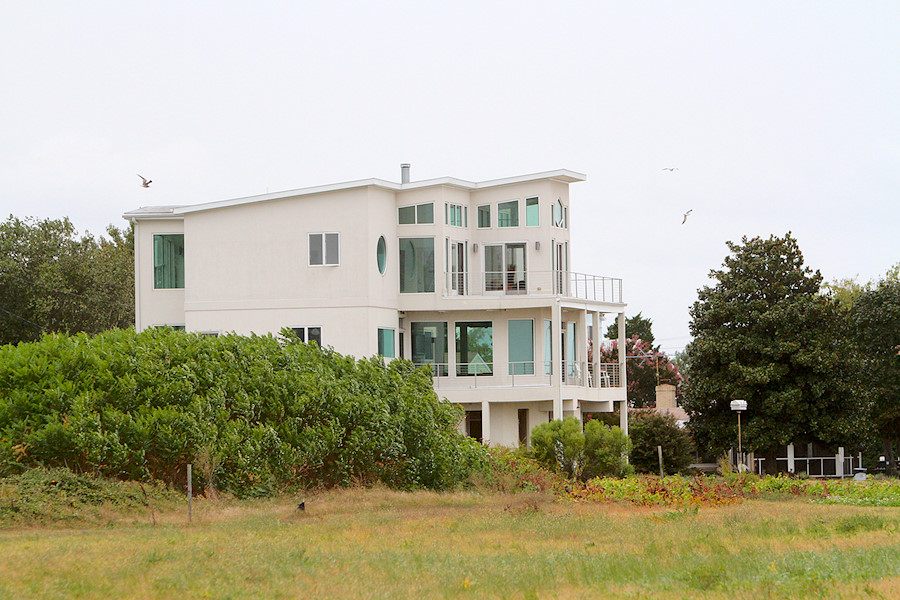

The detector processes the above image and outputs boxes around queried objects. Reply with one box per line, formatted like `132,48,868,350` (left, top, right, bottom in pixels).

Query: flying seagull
682,209,693,224
138,174,152,188
662,167,678,172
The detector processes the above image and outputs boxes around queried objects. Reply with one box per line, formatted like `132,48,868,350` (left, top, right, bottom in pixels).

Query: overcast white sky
2,1,898,353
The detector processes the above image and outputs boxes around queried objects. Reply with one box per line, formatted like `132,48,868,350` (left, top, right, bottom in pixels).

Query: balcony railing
415,361,622,390
445,270,622,303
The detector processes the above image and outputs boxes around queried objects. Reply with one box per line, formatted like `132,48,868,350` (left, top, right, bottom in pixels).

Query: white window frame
291,326,323,346
308,232,340,266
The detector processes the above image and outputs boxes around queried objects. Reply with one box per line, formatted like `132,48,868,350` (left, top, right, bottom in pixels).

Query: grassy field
1,485,899,599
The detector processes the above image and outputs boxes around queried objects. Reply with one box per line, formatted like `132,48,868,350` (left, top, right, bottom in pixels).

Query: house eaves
124,169,586,218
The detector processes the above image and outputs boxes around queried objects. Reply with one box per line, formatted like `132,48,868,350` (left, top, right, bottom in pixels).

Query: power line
0,305,46,333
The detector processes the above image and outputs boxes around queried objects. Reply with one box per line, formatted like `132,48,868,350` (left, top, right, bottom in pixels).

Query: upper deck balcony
444,270,623,304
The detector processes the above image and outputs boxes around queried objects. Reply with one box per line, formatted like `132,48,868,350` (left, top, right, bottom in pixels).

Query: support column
552,300,563,421
787,443,795,474
481,398,491,446
617,312,628,436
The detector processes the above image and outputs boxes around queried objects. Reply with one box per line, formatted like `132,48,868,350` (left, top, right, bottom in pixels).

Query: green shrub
627,411,695,475
0,328,489,496
0,467,180,525
530,417,632,481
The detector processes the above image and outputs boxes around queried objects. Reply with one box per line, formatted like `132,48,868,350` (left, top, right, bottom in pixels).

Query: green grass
1,486,900,599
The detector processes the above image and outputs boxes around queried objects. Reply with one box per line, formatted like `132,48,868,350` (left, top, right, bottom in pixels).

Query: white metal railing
415,360,622,390
445,270,623,303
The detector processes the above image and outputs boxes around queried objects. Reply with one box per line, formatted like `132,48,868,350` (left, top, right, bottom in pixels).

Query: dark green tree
606,312,655,345
628,411,695,475
0,216,134,346
850,279,900,475
682,233,869,474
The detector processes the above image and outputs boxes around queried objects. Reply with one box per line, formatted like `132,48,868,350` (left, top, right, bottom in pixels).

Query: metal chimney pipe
401,163,410,184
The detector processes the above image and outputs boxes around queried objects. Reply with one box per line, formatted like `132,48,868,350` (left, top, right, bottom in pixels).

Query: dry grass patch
1,487,899,599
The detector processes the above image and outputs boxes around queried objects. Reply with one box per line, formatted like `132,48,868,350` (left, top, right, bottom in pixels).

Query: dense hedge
0,329,488,496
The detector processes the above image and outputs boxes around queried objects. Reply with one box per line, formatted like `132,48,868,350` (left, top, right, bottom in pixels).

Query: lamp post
730,399,747,471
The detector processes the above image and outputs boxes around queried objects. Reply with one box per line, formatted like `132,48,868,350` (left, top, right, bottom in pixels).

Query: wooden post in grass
187,463,193,523
658,446,664,477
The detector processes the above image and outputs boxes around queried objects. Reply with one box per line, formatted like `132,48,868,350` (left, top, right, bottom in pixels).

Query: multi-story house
124,166,628,447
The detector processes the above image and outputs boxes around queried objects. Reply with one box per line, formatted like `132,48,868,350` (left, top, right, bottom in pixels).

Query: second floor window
309,232,340,266
153,234,184,289
399,237,434,293
399,203,434,225
498,200,519,227
446,203,466,227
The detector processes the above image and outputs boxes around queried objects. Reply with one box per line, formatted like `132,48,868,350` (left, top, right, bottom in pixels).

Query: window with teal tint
411,322,448,376
526,197,539,226
153,234,184,289
498,200,518,227
508,319,534,375
566,321,576,377
553,199,566,228
309,232,339,266
378,328,395,358
544,320,552,375
477,205,490,228
399,237,435,293
376,236,386,274
456,321,493,376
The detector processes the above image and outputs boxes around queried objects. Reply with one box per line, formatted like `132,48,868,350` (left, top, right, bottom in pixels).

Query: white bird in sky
138,174,152,188
662,167,678,172
682,209,693,224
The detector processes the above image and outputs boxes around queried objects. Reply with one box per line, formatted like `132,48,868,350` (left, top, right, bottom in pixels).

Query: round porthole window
376,236,386,274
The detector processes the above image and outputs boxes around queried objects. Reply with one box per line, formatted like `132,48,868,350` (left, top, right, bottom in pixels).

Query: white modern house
124,165,628,446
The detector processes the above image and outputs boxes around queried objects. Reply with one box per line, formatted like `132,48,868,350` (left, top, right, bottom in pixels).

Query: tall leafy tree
682,233,869,473
850,278,900,475
0,216,134,346
606,312,655,345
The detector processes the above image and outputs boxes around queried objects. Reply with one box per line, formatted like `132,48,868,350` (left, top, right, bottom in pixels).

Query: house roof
122,169,586,220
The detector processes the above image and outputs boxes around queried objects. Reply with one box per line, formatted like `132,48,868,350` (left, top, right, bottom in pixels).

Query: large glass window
477,205,490,228
376,236,387,274
399,203,434,225
508,319,534,375
399,238,435,293
411,322,448,376
153,234,184,289
526,197,539,226
498,200,519,227
309,233,340,266
377,328,395,358
456,321,493,376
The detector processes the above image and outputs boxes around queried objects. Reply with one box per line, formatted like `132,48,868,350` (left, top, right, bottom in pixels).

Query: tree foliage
682,234,869,471
530,417,632,480
595,336,682,408
850,278,900,474
627,411,695,475
0,216,134,346
0,328,488,496
606,312,655,345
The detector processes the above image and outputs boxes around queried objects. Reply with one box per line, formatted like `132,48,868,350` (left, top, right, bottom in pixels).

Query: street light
730,399,748,471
